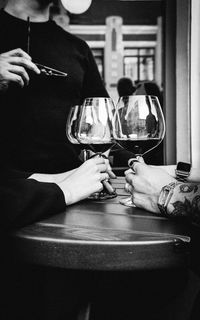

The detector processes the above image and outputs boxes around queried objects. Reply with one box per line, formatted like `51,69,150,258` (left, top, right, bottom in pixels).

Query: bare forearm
29,169,76,183
157,165,200,182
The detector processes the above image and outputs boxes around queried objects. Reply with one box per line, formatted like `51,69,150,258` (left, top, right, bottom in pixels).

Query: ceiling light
61,0,92,14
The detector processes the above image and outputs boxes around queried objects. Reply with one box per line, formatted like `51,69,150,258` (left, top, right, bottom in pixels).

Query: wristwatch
175,162,191,182
157,182,177,216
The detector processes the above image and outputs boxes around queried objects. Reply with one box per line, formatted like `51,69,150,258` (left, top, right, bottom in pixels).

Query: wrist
58,182,73,205
157,181,180,216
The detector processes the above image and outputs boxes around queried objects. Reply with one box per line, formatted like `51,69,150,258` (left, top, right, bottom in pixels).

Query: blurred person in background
117,76,136,97
135,80,164,165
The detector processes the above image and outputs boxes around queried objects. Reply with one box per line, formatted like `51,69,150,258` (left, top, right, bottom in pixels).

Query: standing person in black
0,0,113,229
0,1,115,319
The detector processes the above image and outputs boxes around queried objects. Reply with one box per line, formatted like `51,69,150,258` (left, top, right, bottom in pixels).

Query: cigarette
102,180,115,194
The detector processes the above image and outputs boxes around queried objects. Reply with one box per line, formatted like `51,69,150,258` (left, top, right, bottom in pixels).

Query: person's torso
0,10,93,172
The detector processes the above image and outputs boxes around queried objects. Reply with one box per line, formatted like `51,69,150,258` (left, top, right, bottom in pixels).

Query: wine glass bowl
66,105,80,145
114,95,165,157
113,95,165,206
76,97,115,154
67,97,117,200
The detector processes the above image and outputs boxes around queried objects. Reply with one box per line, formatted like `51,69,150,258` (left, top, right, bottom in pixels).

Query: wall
176,0,191,163
191,0,200,168
163,0,176,164
69,0,162,25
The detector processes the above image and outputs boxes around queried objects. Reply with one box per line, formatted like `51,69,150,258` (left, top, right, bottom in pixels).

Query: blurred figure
135,81,164,165
117,77,136,97
111,78,137,173
145,95,158,138
135,81,163,107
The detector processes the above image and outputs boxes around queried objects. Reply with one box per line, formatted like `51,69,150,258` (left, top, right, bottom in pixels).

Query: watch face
177,162,191,172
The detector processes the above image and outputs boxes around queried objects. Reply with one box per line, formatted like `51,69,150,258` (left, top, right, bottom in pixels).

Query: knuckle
17,48,23,54
21,57,27,64
105,173,109,180
98,182,103,191
15,76,23,86
96,172,101,181
94,164,100,173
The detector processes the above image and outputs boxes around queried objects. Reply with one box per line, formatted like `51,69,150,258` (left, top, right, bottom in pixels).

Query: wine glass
113,95,165,207
67,97,117,200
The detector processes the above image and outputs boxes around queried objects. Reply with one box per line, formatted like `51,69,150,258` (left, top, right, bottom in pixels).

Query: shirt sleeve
0,168,66,230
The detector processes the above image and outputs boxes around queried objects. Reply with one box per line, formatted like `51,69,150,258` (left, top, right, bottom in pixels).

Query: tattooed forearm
167,183,200,226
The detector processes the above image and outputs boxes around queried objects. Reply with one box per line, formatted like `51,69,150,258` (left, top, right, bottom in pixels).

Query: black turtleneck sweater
0,10,108,228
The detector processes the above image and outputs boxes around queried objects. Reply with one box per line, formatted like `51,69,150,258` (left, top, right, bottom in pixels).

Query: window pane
124,48,139,56
139,48,154,55
124,56,138,82
139,56,154,81
92,49,104,79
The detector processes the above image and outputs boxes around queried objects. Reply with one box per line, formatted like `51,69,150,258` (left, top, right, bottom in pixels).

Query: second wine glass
113,95,165,206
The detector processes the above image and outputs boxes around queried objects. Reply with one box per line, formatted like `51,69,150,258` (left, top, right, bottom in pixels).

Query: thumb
136,156,145,163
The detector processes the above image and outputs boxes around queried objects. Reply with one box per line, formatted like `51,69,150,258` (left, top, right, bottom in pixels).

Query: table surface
12,177,192,271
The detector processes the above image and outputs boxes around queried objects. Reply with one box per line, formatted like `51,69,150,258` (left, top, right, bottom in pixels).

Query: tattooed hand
124,163,176,213
124,162,200,225
168,183,200,226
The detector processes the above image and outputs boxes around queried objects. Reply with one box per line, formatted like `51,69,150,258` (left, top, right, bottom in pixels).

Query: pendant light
60,0,92,14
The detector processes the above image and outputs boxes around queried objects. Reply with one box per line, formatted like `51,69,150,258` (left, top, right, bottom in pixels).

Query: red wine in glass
113,95,165,207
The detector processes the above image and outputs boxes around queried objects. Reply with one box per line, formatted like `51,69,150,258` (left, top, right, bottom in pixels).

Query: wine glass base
88,190,117,200
119,196,136,207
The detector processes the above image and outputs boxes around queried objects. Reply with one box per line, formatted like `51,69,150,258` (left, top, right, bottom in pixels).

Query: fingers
124,168,133,175
125,173,146,194
9,65,30,86
92,156,105,165
91,156,114,175
137,156,145,163
1,48,40,75
2,72,25,88
131,192,144,209
125,182,134,194
1,48,32,60
105,160,117,179
131,191,158,213
100,172,109,181
0,49,41,91
125,171,135,185
107,169,116,179
8,56,40,74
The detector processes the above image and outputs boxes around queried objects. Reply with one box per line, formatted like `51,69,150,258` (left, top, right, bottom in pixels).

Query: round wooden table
12,177,191,271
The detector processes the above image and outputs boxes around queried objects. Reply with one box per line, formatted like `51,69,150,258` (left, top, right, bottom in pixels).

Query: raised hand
0,48,40,91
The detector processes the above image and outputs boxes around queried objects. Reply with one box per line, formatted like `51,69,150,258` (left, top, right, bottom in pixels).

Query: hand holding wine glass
67,97,117,199
58,156,110,205
113,95,165,206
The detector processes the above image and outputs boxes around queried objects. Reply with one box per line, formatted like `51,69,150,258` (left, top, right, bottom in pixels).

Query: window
91,48,104,80
124,48,155,83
